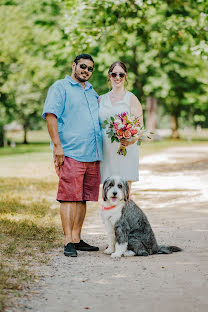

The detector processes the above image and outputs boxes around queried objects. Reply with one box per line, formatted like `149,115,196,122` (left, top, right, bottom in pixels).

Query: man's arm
45,113,65,167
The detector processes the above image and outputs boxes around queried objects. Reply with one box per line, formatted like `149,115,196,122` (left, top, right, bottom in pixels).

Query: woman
99,61,144,189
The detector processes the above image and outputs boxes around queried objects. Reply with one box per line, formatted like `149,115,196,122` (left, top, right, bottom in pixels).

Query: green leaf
102,120,108,129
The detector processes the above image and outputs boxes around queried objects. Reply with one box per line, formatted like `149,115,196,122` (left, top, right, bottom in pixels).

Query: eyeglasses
79,63,94,72
110,72,126,79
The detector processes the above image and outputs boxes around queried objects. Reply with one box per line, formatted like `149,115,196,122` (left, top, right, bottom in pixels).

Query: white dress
99,91,139,184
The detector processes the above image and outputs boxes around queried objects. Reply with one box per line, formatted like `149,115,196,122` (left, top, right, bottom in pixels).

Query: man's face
72,59,94,83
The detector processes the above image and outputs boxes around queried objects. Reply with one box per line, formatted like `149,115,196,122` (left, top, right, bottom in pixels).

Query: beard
74,71,89,82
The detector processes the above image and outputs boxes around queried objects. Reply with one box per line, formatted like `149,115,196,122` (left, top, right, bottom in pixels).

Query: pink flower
117,129,124,137
124,130,132,139
126,124,132,130
117,135,123,140
114,122,118,131
122,117,127,125
131,129,138,135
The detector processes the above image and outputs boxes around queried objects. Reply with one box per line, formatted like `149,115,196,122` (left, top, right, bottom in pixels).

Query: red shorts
57,157,100,202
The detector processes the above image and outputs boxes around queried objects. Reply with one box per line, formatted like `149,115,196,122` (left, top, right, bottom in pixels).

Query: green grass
0,130,208,311
0,142,50,156
0,175,62,311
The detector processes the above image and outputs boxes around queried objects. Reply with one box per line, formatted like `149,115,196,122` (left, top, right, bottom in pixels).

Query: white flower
117,123,123,130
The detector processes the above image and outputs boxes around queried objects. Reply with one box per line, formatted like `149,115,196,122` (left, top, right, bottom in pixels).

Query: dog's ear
123,179,129,201
102,177,111,201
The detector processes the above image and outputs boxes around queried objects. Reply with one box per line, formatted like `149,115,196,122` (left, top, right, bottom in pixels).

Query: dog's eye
109,183,114,187
118,184,122,189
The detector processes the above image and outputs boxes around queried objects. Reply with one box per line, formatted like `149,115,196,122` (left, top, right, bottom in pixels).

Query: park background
0,0,208,311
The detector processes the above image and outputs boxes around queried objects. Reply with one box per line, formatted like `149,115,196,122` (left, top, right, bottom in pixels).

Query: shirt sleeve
42,82,65,120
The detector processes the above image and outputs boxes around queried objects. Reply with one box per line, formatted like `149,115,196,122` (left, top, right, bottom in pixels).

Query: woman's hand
120,131,152,148
120,137,138,147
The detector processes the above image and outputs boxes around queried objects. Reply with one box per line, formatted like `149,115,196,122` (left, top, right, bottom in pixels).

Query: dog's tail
157,245,182,254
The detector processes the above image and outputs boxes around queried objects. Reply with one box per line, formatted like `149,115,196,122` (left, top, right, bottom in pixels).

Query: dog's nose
113,192,117,196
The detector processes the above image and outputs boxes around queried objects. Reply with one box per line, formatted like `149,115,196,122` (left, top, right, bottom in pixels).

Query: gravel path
13,144,208,312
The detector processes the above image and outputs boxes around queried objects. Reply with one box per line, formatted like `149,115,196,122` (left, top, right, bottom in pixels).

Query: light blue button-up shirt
42,75,103,162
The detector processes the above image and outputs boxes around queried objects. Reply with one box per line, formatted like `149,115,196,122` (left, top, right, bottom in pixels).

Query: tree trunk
145,96,158,132
170,115,180,139
131,46,143,97
23,125,28,144
0,122,5,147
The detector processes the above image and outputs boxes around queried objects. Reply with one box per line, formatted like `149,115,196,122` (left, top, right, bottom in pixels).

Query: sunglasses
79,63,94,72
110,72,126,79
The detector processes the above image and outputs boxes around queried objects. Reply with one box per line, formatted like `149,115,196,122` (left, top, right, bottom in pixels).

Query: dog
101,176,182,258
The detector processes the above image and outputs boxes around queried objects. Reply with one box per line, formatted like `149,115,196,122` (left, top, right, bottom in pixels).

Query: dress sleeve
42,82,65,120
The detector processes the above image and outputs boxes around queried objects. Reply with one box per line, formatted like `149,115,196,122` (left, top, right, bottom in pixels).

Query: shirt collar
65,75,92,90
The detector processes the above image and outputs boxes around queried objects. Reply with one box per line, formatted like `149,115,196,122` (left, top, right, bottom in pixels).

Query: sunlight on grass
0,176,62,311
139,139,208,158
0,131,207,311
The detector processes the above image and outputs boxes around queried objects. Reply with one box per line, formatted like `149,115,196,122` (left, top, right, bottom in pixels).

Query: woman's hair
108,61,128,75
107,61,128,87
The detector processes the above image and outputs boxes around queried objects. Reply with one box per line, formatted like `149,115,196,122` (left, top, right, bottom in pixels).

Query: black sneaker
74,240,99,251
64,243,77,257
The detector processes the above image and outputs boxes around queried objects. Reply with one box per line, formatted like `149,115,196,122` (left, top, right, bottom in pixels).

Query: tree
63,0,208,137
0,0,68,144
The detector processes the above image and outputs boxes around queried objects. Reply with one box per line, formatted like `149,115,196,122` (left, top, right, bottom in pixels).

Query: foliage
63,0,208,132
0,0,65,142
0,0,208,143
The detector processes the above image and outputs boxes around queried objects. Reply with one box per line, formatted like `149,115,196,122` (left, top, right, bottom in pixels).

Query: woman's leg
128,181,132,192
128,181,134,199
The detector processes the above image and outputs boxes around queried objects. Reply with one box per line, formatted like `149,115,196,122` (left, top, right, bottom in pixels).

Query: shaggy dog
101,176,182,258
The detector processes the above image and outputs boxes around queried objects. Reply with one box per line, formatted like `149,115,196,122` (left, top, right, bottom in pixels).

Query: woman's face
109,65,126,88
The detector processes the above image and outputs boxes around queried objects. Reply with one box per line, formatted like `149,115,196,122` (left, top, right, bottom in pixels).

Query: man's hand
54,143,65,167
45,113,65,177
54,144,64,177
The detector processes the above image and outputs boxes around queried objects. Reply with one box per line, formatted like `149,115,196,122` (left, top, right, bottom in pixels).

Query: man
42,54,103,257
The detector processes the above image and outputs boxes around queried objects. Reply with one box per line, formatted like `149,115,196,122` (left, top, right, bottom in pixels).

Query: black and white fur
101,176,182,258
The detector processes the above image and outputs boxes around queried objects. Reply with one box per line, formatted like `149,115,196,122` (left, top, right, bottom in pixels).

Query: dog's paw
111,252,122,258
124,250,135,257
104,248,114,255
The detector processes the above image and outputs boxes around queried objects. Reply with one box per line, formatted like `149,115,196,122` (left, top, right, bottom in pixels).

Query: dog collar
102,204,116,210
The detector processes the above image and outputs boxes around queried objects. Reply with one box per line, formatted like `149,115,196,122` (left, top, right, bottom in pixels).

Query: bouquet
102,112,151,156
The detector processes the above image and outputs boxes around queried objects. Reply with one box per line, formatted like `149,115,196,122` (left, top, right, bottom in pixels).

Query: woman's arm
120,94,144,147
130,94,144,126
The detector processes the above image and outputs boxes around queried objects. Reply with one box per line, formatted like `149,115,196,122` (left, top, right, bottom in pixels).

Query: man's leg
70,161,99,251
60,201,77,245
72,201,86,243
60,201,86,245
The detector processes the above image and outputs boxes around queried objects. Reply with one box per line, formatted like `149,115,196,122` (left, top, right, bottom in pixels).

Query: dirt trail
13,144,208,312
